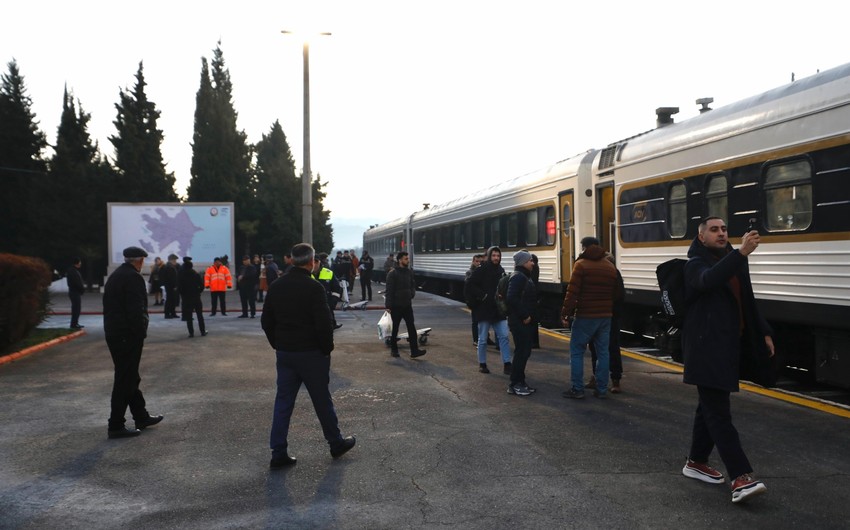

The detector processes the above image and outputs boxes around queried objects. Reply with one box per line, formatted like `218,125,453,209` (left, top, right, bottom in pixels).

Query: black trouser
390,305,419,353
239,287,257,316
106,335,149,430
69,292,81,326
509,321,534,386
689,385,753,480
182,297,206,336
210,291,227,315
360,272,372,300
164,285,178,317
590,314,622,380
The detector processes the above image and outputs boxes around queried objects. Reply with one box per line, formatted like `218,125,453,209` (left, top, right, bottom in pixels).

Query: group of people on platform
99,214,772,504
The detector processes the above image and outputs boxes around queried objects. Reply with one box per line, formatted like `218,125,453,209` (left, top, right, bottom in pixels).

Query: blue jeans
270,350,342,456
477,319,512,364
569,317,611,394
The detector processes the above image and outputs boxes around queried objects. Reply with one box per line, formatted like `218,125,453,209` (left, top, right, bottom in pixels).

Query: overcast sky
4,1,849,248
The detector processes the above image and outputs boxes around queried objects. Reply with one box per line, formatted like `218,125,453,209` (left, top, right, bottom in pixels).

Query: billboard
107,203,234,267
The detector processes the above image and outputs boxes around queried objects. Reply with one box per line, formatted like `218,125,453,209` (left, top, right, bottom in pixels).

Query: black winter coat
682,237,773,392
261,267,334,356
506,267,537,328
178,265,204,300
385,266,416,310
467,261,506,323
66,266,85,294
103,263,149,340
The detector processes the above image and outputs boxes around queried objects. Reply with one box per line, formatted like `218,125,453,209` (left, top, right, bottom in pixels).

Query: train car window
545,207,556,245
463,223,472,250
525,210,539,246
764,160,812,231
490,217,501,247
506,213,518,247
443,226,452,250
668,182,687,238
706,174,728,220
473,220,484,249
453,224,461,250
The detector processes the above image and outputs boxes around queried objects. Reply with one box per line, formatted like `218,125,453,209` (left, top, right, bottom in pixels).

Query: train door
558,191,575,282
596,182,616,256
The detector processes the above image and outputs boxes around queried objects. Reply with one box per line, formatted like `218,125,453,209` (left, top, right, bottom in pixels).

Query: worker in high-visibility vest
313,252,343,330
204,256,233,316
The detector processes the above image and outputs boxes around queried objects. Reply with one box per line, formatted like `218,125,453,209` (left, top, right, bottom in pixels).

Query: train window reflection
764,160,812,231
525,210,538,246
473,220,484,249
706,174,728,220
507,213,518,247
490,217,501,247
463,223,472,249
668,182,687,237
545,207,556,245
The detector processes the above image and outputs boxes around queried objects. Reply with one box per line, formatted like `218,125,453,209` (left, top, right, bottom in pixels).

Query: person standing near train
680,216,774,504
466,246,513,374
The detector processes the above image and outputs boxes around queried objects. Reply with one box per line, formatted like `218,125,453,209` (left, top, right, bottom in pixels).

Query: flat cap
123,246,148,258
183,256,193,263
264,254,274,260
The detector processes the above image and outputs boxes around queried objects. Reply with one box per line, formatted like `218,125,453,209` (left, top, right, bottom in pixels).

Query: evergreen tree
0,59,47,254
188,44,253,254
253,120,300,254
110,62,177,202
311,172,334,253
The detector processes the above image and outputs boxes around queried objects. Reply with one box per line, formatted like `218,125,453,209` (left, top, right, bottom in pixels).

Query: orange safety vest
204,264,232,291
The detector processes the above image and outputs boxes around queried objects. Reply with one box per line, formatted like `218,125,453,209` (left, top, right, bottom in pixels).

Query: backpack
496,272,514,318
656,258,688,325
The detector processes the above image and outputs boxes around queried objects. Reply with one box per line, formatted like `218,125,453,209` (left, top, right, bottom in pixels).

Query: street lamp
281,30,331,245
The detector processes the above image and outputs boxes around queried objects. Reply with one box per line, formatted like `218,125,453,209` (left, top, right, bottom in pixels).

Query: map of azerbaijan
139,208,204,256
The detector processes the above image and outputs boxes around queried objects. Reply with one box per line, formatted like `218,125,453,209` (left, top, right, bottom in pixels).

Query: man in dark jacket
560,237,621,399
506,250,538,396
466,246,513,374
680,217,774,504
161,254,179,319
358,250,374,301
237,255,258,318
66,257,85,329
102,246,163,439
262,243,355,468
385,251,426,358
178,257,206,338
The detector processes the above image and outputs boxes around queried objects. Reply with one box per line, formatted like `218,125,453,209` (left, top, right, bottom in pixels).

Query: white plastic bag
377,310,392,341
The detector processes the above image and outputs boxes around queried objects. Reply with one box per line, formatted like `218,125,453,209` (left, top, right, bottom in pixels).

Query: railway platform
1,289,848,529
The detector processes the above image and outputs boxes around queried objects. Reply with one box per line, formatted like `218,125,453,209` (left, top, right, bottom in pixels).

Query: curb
0,330,87,367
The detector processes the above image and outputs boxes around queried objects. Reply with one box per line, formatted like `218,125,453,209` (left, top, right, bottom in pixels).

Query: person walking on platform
102,246,163,439
237,255,258,318
178,257,206,338
680,216,774,504
587,252,626,393
560,237,621,399
466,246,513,374
205,256,232,316
66,257,85,329
161,254,180,319
506,250,538,396
385,251,427,358
358,250,374,301
381,253,395,284
262,243,356,468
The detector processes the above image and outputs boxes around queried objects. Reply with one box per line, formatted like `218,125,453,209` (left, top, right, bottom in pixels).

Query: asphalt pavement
1,288,848,529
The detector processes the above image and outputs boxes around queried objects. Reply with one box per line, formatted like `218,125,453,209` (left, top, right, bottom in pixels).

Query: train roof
611,61,850,168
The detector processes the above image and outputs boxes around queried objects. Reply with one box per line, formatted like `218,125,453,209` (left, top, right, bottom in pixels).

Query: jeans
477,319,512,364
509,322,534,385
270,350,342,456
569,317,611,394
589,314,623,380
689,385,753,479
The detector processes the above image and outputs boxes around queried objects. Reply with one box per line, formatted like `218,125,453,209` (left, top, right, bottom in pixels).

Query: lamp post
282,30,331,245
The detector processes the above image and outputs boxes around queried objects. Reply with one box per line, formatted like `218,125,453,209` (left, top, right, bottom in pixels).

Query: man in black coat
102,246,163,439
261,243,355,468
358,250,374,301
680,217,774,504
177,256,206,338
161,254,179,319
237,255,258,318
66,257,85,329
506,250,538,396
385,251,426,358
466,246,513,374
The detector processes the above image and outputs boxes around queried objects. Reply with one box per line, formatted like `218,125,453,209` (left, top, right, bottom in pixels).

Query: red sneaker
731,474,767,503
682,458,725,484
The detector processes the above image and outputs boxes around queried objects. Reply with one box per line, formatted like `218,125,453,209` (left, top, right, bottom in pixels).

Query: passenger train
364,62,850,389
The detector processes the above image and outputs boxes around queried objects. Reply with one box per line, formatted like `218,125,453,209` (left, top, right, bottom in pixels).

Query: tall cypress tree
0,59,47,254
311,173,334,253
110,62,177,202
188,44,253,256
253,120,300,254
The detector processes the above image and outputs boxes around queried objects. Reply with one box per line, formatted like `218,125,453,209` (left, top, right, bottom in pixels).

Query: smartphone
747,217,758,233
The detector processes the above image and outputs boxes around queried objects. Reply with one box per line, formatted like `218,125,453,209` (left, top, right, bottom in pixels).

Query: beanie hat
513,250,532,267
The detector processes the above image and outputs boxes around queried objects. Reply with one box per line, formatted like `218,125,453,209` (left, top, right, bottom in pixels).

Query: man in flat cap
102,246,163,438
